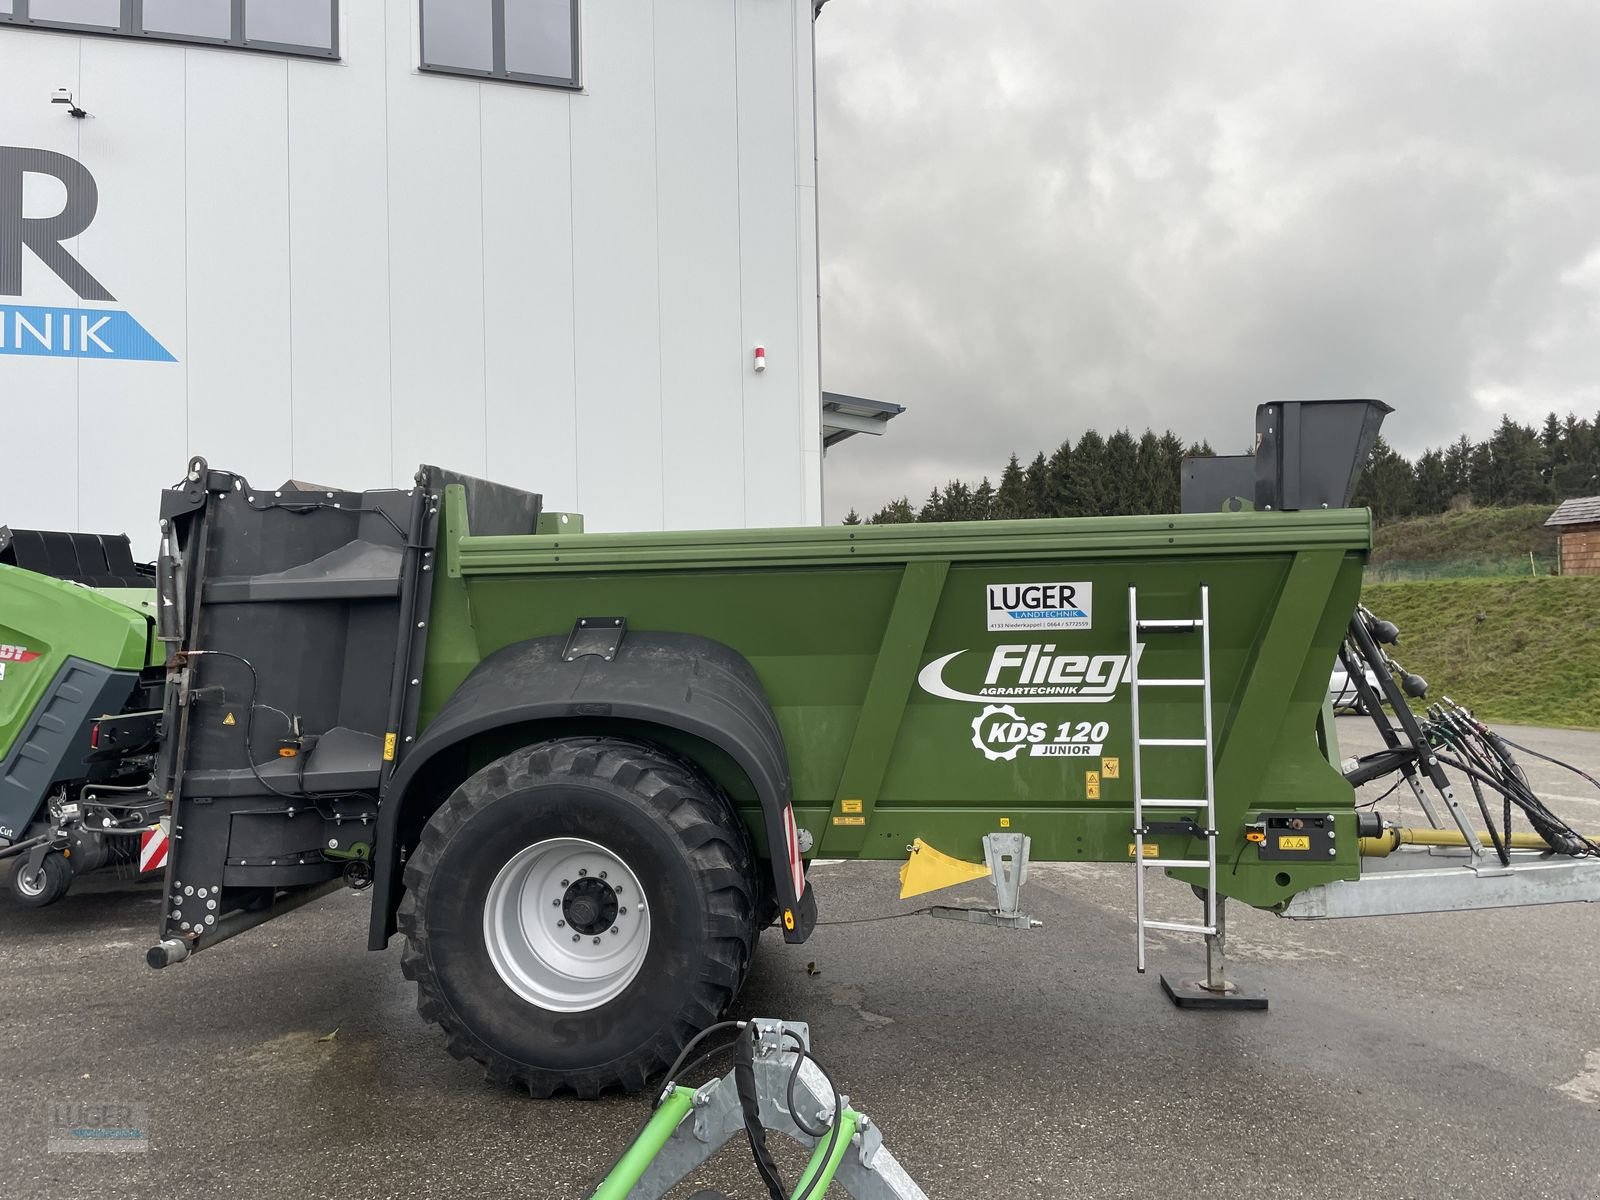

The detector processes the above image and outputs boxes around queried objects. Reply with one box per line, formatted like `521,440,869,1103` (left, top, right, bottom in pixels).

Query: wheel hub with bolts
561,876,618,935
482,837,651,1013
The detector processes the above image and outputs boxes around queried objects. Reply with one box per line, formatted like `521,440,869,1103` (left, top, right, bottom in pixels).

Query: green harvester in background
0,529,166,905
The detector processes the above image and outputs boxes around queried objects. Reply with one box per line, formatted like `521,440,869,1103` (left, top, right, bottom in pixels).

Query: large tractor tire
397,737,759,1098
9,852,73,908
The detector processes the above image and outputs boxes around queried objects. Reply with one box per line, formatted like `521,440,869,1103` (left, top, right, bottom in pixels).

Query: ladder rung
1138,738,1208,747
1136,858,1211,870
1139,799,1206,809
1136,619,1203,630
1135,678,1205,688
1142,920,1217,935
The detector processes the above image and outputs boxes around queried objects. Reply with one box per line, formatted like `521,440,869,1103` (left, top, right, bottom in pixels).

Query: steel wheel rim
482,837,651,1013
15,867,46,898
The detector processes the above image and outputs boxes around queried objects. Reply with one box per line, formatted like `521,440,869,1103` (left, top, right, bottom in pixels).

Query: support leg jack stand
587,1018,927,1200
1160,896,1268,1011
929,832,1042,930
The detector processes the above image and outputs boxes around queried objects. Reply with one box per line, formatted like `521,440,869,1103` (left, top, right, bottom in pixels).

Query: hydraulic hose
1430,749,1598,857
735,1026,789,1200
1343,609,1600,862
789,1107,859,1199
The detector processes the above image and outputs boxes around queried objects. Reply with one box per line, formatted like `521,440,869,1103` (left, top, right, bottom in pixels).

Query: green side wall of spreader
417,492,1369,913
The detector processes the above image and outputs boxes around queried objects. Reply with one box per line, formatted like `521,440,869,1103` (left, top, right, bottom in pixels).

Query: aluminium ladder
1127,584,1219,973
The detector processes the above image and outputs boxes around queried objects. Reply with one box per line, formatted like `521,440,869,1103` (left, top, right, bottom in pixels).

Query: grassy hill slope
1361,576,1600,729
1369,505,1558,580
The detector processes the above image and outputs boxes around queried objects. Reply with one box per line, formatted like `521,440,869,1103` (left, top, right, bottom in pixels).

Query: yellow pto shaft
1358,827,1560,857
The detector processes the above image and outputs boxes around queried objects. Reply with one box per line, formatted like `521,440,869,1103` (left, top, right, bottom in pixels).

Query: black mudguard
369,631,815,949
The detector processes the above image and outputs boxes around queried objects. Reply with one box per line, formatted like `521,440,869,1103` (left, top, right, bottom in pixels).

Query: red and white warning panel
139,820,170,874
782,804,805,901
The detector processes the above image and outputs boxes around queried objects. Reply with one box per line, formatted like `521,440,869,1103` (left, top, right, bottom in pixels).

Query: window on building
243,0,335,53
0,0,339,58
142,0,230,41
421,0,579,90
30,0,118,28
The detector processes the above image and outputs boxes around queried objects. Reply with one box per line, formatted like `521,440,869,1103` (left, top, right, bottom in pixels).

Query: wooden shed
1546,497,1600,576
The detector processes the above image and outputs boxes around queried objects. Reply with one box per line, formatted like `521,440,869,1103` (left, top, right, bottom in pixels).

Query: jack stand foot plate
1160,974,1268,1010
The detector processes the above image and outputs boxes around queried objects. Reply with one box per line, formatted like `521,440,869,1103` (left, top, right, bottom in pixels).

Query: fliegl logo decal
972,705,1110,761
1,147,176,361
986,581,1091,631
919,642,1142,704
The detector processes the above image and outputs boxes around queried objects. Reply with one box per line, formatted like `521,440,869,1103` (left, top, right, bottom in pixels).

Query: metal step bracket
563,616,626,663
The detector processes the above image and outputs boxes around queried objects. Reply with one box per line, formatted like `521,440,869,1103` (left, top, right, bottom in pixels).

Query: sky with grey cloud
814,0,1600,520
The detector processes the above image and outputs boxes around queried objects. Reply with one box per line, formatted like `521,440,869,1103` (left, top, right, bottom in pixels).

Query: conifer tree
1102,430,1140,515
972,477,995,520
1412,449,1450,514
1064,430,1108,516
1042,440,1073,517
1023,452,1049,518
994,453,1027,520
869,497,916,524
940,479,973,521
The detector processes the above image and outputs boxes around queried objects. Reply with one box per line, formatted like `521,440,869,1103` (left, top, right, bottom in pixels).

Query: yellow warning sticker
832,815,865,826
999,817,1011,828
383,732,398,762
222,712,236,727
1278,835,1311,851
841,798,863,814
1129,843,1160,859
1085,770,1101,800
1101,757,1120,779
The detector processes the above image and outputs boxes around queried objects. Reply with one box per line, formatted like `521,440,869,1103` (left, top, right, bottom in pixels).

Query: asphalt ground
2,717,1597,1200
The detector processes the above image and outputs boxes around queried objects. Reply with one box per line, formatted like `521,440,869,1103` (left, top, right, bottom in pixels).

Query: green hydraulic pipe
589,1086,697,1200
789,1107,861,1200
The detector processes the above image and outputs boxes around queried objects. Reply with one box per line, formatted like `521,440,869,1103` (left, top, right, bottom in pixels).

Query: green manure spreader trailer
140,400,1600,1096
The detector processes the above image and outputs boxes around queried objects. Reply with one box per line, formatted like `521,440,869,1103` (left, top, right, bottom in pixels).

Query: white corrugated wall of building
0,0,823,554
